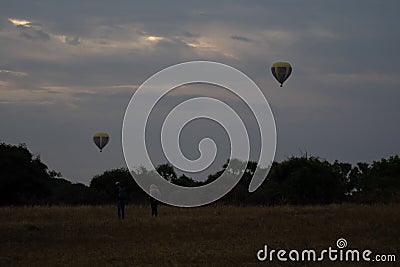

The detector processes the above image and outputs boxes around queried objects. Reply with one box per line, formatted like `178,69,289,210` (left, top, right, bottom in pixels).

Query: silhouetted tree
353,156,400,203
90,168,148,204
267,156,347,205
0,143,51,205
156,163,177,181
172,174,201,187
2,141,400,206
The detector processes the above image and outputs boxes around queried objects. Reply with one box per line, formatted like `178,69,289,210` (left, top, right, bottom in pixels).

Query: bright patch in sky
146,36,164,42
0,69,28,77
8,18,31,27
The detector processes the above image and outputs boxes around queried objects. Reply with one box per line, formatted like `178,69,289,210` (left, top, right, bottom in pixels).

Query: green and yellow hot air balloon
271,62,292,87
93,132,109,152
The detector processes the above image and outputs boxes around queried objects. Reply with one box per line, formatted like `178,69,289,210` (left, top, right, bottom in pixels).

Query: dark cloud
65,36,80,45
16,24,31,29
19,28,50,41
231,35,253,43
183,31,200,38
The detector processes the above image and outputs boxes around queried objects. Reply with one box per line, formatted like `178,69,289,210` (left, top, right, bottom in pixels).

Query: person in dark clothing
115,182,127,220
150,197,158,217
149,184,160,217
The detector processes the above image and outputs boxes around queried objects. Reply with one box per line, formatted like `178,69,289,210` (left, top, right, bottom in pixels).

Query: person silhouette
150,196,158,217
149,184,160,217
115,182,127,220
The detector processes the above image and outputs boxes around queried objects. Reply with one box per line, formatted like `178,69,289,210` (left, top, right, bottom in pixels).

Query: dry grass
0,204,399,266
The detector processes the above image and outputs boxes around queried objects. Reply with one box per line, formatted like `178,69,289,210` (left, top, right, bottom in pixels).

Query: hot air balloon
271,62,292,87
93,132,109,152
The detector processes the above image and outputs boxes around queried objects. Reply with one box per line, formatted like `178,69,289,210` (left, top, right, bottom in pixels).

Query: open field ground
0,204,399,266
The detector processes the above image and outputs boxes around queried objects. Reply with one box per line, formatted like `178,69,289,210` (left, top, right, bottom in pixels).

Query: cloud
19,29,50,41
231,35,253,43
8,18,32,28
145,36,164,42
8,17,51,41
1,0,400,183
65,36,80,45
183,31,200,38
55,35,81,45
313,72,400,88
0,69,28,77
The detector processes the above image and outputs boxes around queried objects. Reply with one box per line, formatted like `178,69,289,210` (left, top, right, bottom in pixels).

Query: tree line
0,142,399,206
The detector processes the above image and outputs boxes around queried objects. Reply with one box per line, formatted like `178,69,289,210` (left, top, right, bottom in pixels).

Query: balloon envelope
271,62,292,87
93,132,109,152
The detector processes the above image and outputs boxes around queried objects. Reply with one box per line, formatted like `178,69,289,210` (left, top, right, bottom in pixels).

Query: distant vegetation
1,142,399,206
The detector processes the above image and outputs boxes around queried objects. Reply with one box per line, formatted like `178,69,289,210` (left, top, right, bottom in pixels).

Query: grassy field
0,204,399,266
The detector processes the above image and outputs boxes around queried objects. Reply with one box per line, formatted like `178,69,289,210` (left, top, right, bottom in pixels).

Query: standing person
150,197,158,217
149,184,160,217
115,182,127,220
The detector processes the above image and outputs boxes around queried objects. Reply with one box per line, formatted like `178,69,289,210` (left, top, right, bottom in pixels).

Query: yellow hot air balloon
271,62,292,87
93,132,109,152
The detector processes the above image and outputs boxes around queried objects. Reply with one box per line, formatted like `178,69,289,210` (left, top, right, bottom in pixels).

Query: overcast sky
1,1,399,184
